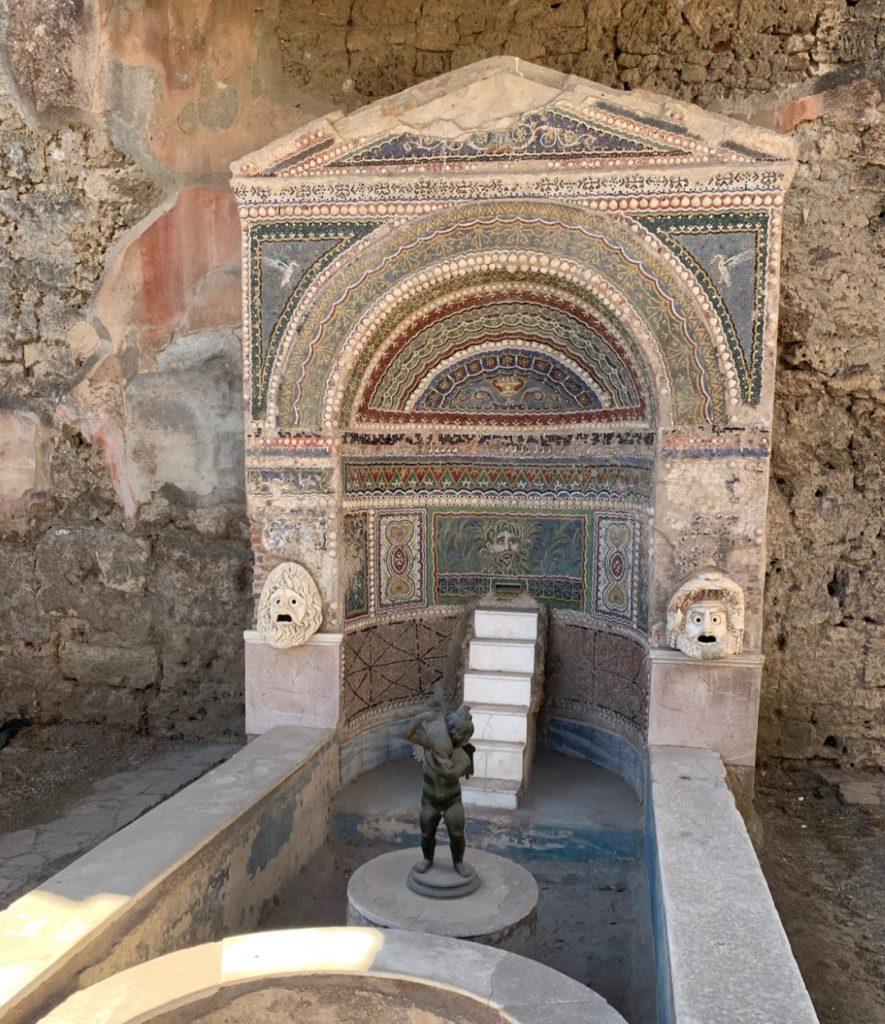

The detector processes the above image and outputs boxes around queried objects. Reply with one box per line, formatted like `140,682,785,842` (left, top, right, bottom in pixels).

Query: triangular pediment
233,57,794,179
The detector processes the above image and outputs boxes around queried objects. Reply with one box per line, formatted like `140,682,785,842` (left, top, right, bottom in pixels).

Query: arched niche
232,58,795,756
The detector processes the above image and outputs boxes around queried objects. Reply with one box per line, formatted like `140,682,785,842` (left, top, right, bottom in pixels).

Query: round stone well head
38,927,627,1024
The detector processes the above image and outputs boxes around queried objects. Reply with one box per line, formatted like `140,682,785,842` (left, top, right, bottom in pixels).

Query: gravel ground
755,760,884,1024
0,716,196,835
0,722,183,834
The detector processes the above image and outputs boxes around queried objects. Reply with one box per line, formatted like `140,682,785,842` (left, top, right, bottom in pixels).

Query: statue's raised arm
405,707,454,759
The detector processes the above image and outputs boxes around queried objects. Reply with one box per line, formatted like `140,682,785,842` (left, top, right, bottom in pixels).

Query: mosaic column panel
592,513,640,625
377,510,425,611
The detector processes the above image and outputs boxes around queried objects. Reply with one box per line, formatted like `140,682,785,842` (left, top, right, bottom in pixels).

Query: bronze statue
404,698,475,882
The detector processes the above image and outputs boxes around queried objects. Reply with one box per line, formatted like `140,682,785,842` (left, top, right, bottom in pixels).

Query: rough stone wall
1,1,881,761
0,0,329,738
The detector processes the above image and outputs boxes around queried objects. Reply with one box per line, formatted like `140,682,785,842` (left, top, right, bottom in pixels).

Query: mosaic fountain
0,59,819,1024
238,56,792,803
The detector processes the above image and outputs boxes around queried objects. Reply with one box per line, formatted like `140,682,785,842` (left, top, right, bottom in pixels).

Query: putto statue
666,567,745,660
257,562,322,649
404,696,478,896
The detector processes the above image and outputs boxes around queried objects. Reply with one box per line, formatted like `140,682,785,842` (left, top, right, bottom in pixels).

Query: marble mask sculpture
666,568,745,659
257,562,323,648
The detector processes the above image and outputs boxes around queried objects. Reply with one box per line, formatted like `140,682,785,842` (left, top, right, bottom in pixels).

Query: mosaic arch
341,281,651,429
232,58,795,742
267,201,744,433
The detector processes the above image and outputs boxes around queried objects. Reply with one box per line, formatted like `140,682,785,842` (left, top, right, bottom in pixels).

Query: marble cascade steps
461,608,541,811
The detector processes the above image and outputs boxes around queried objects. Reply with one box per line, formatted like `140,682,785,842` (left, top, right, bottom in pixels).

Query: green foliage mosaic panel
428,510,591,611
343,512,369,619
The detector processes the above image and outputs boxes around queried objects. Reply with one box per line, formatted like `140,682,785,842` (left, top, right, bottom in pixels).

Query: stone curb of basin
36,927,628,1024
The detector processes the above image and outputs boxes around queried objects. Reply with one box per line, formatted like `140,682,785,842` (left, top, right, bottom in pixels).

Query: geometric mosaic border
343,457,653,505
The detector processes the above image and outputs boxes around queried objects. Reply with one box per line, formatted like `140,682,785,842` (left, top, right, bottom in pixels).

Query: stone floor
261,750,656,1024
0,740,240,909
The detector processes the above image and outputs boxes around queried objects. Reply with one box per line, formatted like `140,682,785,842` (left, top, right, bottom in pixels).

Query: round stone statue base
347,847,538,950
406,859,479,899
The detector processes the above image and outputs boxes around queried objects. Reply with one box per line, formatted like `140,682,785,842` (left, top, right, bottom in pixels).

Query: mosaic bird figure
710,248,754,288
262,254,299,290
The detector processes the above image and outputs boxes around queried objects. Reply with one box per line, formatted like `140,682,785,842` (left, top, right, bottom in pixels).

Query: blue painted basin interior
259,718,657,1024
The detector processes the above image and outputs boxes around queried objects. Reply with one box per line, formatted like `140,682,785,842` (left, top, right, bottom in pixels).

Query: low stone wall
543,715,646,799
544,616,650,739
0,727,338,1024
340,716,415,786
645,746,818,1024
